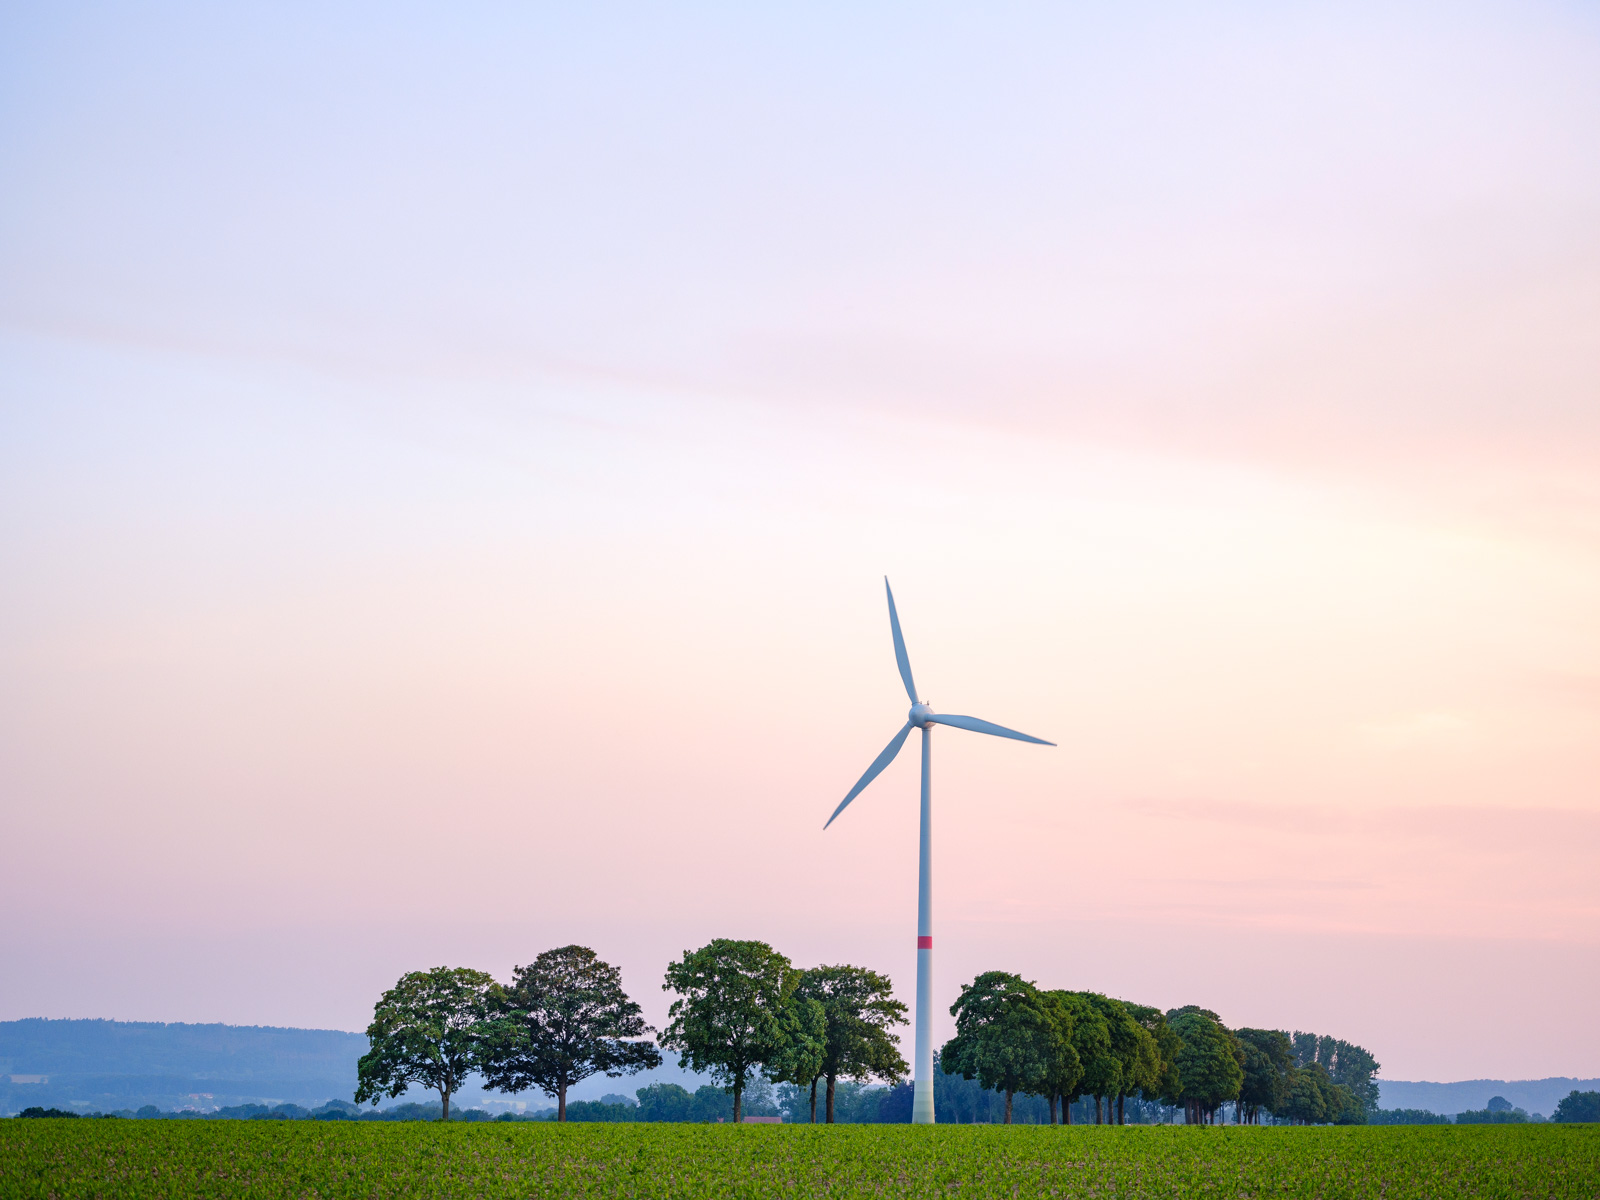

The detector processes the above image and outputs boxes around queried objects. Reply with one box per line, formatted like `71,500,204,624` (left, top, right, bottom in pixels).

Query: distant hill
1378,1078,1600,1118
0,1018,368,1113
0,1018,704,1115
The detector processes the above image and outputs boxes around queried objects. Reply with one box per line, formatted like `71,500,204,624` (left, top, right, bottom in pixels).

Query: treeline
936,972,1377,1126
353,940,1391,1127
355,940,905,1123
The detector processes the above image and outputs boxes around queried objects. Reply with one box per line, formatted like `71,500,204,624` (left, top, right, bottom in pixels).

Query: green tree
1234,1028,1293,1124
689,1084,736,1122
480,944,662,1122
355,966,499,1121
1280,1062,1331,1124
1034,990,1084,1124
790,965,909,1123
1292,1031,1380,1116
660,938,801,1123
1091,996,1158,1125
1069,993,1132,1124
1123,1004,1182,1114
941,972,1056,1124
634,1082,693,1121
1167,1008,1242,1125
1554,1089,1600,1123
764,993,827,1119
1045,990,1110,1125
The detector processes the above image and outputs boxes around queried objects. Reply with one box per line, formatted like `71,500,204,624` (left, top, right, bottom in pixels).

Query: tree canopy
1235,1028,1294,1124
1031,990,1085,1124
1167,1008,1244,1125
791,964,908,1122
942,972,1059,1124
480,944,661,1121
763,993,827,1119
1291,1032,1380,1116
1045,991,1109,1123
660,938,808,1123
354,966,499,1121
1086,994,1158,1125
1122,1003,1182,1113
1553,1090,1600,1123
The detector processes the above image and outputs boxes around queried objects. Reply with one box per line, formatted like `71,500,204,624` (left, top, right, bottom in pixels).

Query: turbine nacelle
909,702,934,728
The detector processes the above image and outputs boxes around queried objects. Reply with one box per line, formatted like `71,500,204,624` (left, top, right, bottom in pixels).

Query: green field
3,1120,1596,1199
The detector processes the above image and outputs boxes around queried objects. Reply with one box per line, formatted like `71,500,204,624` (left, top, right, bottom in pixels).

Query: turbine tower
825,578,1054,1125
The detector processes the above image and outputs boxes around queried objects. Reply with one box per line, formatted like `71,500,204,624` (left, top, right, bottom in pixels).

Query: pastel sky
2,2,1597,1083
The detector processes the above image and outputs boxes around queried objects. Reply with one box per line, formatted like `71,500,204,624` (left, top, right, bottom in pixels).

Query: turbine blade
885,578,918,704
824,722,914,829
927,713,1055,746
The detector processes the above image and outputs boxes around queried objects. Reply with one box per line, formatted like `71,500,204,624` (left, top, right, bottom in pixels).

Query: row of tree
941,972,1379,1125
353,942,1377,1126
354,940,905,1122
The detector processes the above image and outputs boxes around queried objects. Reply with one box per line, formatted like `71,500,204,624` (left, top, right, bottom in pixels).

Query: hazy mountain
0,1018,702,1114
1377,1078,1599,1119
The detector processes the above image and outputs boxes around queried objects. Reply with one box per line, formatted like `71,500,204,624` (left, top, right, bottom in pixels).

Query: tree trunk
826,1073,837,1124
809,1078,818,1124
1094,1096,1103,1125
1048,1095,1057,1125
440,1088,451,1122
558,1086,567,1123
732,1081,743,1125
1004,1089,1014,1125
1063,1096,1072,1125
1118,1094,1125,1125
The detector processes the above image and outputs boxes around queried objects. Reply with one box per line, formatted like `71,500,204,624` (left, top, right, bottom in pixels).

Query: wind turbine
825,578,1054,1125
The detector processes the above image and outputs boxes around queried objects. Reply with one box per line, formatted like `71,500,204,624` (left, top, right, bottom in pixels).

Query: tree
941,972,1057,1124
635,1082,693,1121
1087,995,1157,1125
764,993,827,1120
480,944,661,1121
1280,1062,1332,1124
1291,1031,1380,1116
1167,1009,1242,1125
1045,990,1109,1125
355,966,499,1121
1066,993,1131,1124
1234,1028,1293,1124
1327,1081,1365,1125
660,938,802,1123
1034,990,1084,1124
790,964,909,1123
1123,1004,1182,1118
1554,1090,1600,1123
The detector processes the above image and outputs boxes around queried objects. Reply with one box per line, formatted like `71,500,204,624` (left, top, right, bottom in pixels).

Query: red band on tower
917,936,933,949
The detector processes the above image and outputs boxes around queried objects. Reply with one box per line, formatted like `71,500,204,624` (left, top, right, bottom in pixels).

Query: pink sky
2,2,1597,1082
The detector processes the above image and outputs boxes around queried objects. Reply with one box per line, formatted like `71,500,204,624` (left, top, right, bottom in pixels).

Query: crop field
3,1120,1597,1199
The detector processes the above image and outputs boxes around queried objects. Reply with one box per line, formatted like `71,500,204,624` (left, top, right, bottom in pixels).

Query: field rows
4,1121,1598,1199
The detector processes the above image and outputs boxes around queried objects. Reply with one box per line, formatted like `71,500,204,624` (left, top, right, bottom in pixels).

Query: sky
2,1,1598,1085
